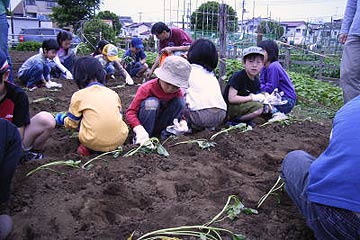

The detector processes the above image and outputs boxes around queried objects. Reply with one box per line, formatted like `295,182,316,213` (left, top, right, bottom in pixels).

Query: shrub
15,42,42,51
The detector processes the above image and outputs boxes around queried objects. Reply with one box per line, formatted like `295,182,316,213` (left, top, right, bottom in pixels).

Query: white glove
45,80,62,88
64,70,73,80
133,125,149,145
264,88,288,105
125,75,134,85
250,93,266,103
166,119,189,136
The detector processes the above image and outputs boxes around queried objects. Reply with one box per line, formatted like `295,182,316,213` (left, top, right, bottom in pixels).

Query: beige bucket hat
154,55,191,89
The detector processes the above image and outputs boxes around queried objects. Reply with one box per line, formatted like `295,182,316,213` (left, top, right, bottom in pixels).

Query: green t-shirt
0,0,10,15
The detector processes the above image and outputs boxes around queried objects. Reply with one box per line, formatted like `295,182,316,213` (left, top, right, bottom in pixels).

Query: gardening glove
166,119,189,136
133,125,149,145
45,80,62,89
55,113,67,126
125,75,134,85
264,88,288,105
250,93,266,103
64,70,73,80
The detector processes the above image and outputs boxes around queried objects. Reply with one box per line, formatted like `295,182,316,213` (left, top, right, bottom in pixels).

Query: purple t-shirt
259,61,297,100
158,28,192,53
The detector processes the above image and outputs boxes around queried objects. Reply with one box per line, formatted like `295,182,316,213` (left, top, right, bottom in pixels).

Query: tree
83,19,116,48
257,21,285,40
190,1,238,32
96,11,122,35
51,0,101,31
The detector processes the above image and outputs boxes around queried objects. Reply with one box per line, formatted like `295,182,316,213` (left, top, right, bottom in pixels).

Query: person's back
55,57,128,155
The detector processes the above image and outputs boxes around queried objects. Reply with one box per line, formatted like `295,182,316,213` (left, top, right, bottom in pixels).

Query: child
0,119,21,239
50,30,75,79
18,39,61,89
223,46,267,125
122,37,148,83
126,55,191,145
258,40,297,118
184,39,227,130
146,22,192,79
55,56,129,156
91,39,109,57
95,43,134,85
0,49,56,161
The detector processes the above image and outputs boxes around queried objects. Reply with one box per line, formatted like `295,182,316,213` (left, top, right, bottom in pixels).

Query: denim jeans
0,13,13,82
0,119,21,203
19,62,50,87
281,150,360,240
275,96,296,114
104,62,115,76
138,97,185,136
126,62,145,77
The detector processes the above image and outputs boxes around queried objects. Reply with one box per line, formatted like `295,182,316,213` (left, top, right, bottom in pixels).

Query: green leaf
157,145,170,157
233,233,246,240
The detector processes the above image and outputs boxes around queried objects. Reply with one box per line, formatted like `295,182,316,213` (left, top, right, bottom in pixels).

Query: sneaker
269,112,288,122
77,144,91,156
21,150,43,162
0,215,12,240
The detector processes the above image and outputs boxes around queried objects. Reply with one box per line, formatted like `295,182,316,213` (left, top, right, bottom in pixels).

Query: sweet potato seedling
210,123,252,140
170,139,216,151
129,195,257,240
26,160,81,177
82,146,123,170
257,176,285,208
124,137,169,157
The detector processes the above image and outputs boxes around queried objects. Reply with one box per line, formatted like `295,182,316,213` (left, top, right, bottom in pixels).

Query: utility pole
138,12,142,23
219,3,227,91
241,0,245,34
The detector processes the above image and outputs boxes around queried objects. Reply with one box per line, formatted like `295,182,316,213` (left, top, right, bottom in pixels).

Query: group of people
0,1,360,235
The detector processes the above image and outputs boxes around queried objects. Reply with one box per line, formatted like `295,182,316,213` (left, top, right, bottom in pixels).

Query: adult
0,0,13,82
339,0,360,104
281,96,360,239
146,22,192,79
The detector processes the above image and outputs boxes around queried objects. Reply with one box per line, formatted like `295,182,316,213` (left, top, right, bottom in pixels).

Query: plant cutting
124,137,169,157
210,123,252,140
128,195,258,240
26,160,81,177
170,139,216,150
257,176,285,208
81,146,123,170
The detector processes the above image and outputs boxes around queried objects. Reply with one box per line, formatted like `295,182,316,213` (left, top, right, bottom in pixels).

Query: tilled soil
7,50,332,240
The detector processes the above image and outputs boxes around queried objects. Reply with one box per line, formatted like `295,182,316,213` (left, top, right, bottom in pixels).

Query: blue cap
131,37,144,49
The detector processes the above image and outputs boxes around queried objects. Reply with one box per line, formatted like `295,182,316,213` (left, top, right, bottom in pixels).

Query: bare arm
228,87,252,104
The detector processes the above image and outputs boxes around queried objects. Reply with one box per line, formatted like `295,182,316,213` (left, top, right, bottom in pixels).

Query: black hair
187,38,218,72
73,56,106,89
257,40,279,62
42,39,60,52
151,22,170,35
96,40,109,52
243,53,264,62
57,30,73,54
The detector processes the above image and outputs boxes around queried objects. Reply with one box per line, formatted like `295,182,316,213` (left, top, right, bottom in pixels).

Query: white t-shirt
185,64,227,111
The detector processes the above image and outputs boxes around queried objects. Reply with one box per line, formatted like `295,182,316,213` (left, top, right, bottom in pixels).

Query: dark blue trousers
138,97,185,136
0,119,21,203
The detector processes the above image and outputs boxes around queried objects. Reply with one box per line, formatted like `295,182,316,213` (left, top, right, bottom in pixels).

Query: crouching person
55,57,129,156
223,46,267,126
281,96,360,239
126,55,191,145
0,50,55,161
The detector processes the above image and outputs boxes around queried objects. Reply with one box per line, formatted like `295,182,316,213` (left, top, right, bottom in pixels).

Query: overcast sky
100,0,346,23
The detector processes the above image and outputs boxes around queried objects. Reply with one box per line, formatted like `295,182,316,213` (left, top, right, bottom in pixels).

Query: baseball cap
131,37,144,49
242,46,264,59
154,55,191,89
102,44,119,62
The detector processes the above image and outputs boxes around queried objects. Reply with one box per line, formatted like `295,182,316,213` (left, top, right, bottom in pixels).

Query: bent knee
33,111,56,129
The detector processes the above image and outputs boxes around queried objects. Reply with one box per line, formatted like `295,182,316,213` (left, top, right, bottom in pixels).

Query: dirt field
7,50,332,240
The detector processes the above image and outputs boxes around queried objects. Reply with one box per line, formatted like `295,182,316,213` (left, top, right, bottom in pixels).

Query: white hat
242,46,264,59
154,55,191,89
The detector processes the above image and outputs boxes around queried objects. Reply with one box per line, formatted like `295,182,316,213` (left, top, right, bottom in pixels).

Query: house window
296,29,301,33
26,0,36,5
46,1,56,8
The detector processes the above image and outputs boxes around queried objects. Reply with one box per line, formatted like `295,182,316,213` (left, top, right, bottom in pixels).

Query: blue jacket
341,0,360,36
307,96,360,212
